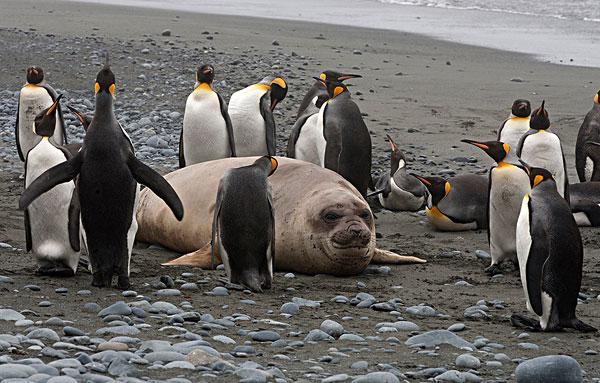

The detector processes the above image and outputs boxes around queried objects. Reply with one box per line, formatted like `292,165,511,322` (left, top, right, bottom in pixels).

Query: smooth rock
405,330,474,350
351,372,400,383
515,355,582,383
320,320,344,338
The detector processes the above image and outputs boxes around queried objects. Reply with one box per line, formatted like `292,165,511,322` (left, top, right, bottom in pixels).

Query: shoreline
60,0,600,68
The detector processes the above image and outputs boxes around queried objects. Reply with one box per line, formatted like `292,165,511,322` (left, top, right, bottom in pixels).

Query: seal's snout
331,223,371,248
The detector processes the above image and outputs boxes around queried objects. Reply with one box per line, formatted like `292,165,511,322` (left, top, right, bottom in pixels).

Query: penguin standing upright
513,167,596,332
372,135,427,211
296,71,361,118
462,139,530,274
576,90,600,182
180,64,236,167
15,66,67,161
24,95,80,276
413,173,488,231
286,94,327,164
517,101,569,200
497,99,531,150
212,156,277,292
20,60,184,289
228,76,287,157
315,77,372,196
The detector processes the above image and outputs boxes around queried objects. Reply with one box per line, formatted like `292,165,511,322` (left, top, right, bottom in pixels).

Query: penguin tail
569,318,597,333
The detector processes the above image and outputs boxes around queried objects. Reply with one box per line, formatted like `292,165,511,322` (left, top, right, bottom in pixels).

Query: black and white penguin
462,139,530,274
286,94,328,164
575,90,600,182
211,156,277,292
315,77,372,196
296,70,361,118
24,95,81,276
497,99,531,150
16,66,67,161
413,173,488,231
228,76,288,156
517,101,569,200
372,135,427,211
569,181,600,226
180,64,236,167
513,167,596,332
19,60,184,289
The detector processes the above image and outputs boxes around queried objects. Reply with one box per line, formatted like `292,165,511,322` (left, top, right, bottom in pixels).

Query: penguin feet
484,263,502,276
92,271,113,288
36,265,75,277
218,278,246,291
510,314,541,331
569,318,598,333
117,275,130,290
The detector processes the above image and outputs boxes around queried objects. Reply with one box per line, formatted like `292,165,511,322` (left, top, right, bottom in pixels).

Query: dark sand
1,0,600,381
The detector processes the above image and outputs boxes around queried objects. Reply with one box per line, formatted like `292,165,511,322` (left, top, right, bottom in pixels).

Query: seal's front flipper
128,154,184,221
162,242,222,269
19,153,82,209
371,248,426,264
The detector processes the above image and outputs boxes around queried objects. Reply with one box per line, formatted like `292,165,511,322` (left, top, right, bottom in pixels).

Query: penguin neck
194,82,213,92
95,93,114,117
390,157,405,176
509,114,529,121
532,180,557,195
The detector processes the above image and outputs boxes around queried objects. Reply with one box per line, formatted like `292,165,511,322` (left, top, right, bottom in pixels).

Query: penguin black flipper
371,174,391,198
267,190,276,266
516,129,535,157
217,92,237,157
560,142,570,203
24,208,32,252
178,128,186,168
322,104,341,172
67,186,81,252
486,167,493,245
127,154,184,221
211,182,224,269
259,93,276,156
497,118,509,141
286,112,313,158
40,84,67,145
19,152,83,210
15,95,25,162
118,122,135,153
525,204,548,317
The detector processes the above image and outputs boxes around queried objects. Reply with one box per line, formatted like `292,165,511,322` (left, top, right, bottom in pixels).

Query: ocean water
64,0,600,67
380,0,600,22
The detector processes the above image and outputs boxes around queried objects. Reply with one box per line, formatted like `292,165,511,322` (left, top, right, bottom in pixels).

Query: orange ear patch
444,182,451,196
503,143,510,154
333,86,344,98
319,73,326,81
270,157,278,173
94,82,100,94
109,83,115,96
595,93,599,104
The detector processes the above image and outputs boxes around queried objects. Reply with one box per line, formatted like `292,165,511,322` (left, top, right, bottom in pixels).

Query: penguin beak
66,105,88,129
519,160,531,176
385,134,398,152
313,76,327,88
461,139,489,151
338,73,362,81
412,174,431,186
270,99,279,112
536,100,546,115
46,94,62,116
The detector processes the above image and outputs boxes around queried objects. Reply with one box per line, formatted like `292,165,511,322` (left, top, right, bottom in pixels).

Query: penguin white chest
182,90,230,164
585,156,594,181
520,132,565,196
229,86,268,156
295,112,326,166
500,118,529,150
18,86,63,157
26,140,78,270
516,195,534,313
489,165,530,263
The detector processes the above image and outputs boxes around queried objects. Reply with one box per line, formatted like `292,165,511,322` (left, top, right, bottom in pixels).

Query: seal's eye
323,212,341,222
359,210,371,220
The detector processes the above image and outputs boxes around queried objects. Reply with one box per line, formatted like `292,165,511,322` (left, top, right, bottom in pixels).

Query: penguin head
529,100,550,130
95,65,116,98
33,94,62,137
511,99,531,118
268,77,287,111
461,139,510,164
255,155,278,177
317,70,362,87
386,134,406,175
196,64,215,85
528,167,554,189
314,77,349,99
594,91,599,105
26,66,44,84
412,174,449,206
66,105,92,131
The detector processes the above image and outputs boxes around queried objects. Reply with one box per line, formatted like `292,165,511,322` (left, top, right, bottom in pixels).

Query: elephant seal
136,157,425,275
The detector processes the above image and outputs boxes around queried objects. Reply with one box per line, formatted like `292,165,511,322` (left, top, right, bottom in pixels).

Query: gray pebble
251,330,280,342
351,371,399,383
304,329,334,342
320,319,344,338
455,353,481,369
98,301,132,317
515,355,582,383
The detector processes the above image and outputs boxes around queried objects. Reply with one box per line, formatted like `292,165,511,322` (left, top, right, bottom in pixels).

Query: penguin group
11,55,600,331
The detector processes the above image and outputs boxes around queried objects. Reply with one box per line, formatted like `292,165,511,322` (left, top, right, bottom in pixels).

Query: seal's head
303,187,374,275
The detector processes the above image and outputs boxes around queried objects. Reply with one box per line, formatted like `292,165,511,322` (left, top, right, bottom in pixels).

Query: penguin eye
323,212,342,222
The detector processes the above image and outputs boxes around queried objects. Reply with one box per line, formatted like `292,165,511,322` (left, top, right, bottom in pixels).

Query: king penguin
19,58,184,289
228,76,288,157
286,94,328,164
371,135,427,211
212,156,277,292
576,90,600,182
569,181,600,227
497,99,531,150
462,139,530,274
16,66,67,162
315,77,372,196
517,101,569,201
413,173,488,231
24,95,81,276
180,64,236,167
296,70,361,118
513,167,596,332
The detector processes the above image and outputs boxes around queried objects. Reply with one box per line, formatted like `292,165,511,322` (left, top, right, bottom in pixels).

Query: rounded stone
281,302,299,315
455,353,481,369
251,330,280,342
515,355,582,383
320,319,344,338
